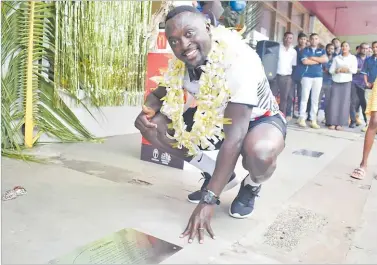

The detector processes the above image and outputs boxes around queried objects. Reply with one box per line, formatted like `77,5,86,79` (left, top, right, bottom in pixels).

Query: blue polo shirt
292,46,306,81
361,55,377,84
300,47,326,78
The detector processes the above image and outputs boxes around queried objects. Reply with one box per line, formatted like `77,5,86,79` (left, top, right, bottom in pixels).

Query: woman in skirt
327,41,358,130
350,76,377,179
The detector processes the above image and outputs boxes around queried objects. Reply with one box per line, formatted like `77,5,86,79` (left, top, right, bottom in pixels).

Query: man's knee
244,140,279,171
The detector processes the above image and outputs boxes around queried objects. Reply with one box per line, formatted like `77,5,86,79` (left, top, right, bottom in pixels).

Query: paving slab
1,128,376,264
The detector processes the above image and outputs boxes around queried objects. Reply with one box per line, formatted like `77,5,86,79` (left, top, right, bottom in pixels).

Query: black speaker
256,40,280,81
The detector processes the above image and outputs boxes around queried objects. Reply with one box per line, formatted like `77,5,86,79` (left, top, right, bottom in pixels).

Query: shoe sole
187,177,240,204
228,208,253,219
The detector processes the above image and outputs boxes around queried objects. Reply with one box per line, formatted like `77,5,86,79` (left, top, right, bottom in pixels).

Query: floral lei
160,27,236,156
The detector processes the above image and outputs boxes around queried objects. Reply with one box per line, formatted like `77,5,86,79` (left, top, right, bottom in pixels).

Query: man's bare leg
229,123,285,218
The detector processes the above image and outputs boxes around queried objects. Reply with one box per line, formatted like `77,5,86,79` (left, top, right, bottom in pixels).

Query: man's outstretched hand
180,203,216,244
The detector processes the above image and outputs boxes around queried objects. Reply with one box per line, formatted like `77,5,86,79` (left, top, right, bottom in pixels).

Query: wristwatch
200,189,220,205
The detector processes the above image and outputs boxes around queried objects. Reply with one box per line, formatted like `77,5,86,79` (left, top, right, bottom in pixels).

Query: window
291,7,304,28
275,17,288,41
258,8,274,39
277,1,290,18
290,25,303,46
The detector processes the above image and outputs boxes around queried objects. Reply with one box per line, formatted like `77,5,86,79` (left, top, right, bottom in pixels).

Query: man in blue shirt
361,41,377,90
332,38,341,57
361,41,377,127
350,43,369,128
287,33,307,119
297,33,328,128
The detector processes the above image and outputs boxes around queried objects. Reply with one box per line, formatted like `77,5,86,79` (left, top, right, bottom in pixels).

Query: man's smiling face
165,12,212,68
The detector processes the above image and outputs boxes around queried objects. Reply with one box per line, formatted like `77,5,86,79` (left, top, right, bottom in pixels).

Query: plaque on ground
49,229,182,264
292,149,324,158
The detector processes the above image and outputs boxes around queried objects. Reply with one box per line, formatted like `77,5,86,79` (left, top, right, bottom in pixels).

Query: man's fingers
206,223,216,240
189,220,199,244
198,225,205,244
180,222,192,238
142,116,158,129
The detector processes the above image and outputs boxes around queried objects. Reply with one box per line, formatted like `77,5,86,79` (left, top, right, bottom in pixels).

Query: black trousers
350,83,367,123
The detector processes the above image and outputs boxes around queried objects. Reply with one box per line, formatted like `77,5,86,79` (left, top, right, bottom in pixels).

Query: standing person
360,41,377,131
135,6,287,243
320,43,335,124
297,33,328,128
272,32,297,119
287,33,307,119
332,38,342,57
326,41,358,130
350,43,369,128
350,76,377,179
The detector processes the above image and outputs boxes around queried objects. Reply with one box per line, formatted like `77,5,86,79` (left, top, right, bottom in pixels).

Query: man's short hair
332,38,340,43
284,31,293,37
356,45,360,50
359,42,368,48
326,43,334,49
165,5,201,23
372,41,377,47
298,32,307,39
310,33,318,38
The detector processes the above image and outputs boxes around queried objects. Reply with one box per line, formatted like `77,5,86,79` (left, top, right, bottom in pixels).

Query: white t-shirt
329,54,358,83
277,44,297,75
183,38,281,121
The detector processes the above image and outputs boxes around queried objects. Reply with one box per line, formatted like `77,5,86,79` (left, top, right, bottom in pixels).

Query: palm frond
1,1,96,159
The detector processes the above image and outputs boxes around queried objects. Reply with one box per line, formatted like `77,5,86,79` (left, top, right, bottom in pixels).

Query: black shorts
182,107,287,151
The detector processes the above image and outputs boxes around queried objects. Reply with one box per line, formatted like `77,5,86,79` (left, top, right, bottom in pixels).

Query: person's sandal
335,125,343,131
350,167,366,180
328,125,335,130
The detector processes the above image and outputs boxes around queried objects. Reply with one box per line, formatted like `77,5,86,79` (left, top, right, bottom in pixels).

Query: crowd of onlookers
272,32,377,132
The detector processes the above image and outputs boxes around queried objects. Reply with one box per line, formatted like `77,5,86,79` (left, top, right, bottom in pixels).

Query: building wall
255,1,333,47
337,34,377,51
256,1,311,45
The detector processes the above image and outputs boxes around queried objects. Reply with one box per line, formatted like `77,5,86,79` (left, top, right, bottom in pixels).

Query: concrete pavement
1,126,376,264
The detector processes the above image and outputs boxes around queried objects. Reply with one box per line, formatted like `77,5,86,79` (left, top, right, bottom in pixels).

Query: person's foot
335,125,343,131
310,120,320,129
229,177,261,219
293,114,299,119
297,118,307,128
349,122,356,128
187,172,238,204
350,167,366,180
362,126,368,132
286,116,292,122
356,117,363,126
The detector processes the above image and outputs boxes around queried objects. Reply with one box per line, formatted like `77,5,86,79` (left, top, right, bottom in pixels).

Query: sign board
140,30,184,170
48,229,182,264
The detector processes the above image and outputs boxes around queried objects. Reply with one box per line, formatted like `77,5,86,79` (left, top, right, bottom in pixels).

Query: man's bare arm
144,86,167,112
206,103,253,196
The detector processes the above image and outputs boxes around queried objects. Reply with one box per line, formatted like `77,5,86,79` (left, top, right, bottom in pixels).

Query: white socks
189,152,216,176
244,175,261,187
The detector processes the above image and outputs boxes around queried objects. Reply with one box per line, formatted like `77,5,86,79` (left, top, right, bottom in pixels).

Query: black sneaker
229,177,261,219
187,172,237,204
349,122,356,128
